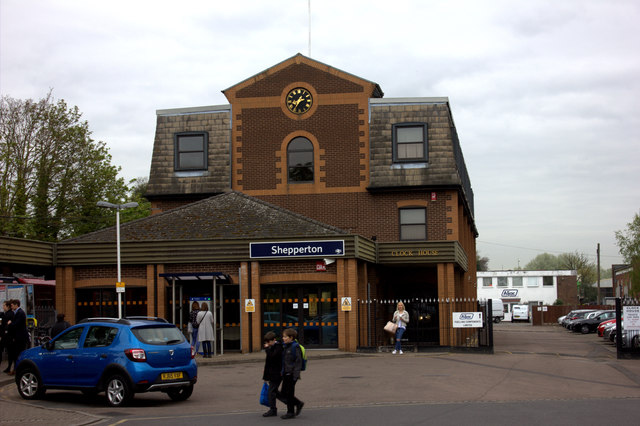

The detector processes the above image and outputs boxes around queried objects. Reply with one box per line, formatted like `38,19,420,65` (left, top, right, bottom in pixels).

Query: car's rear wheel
106,374,132,407
17,368,45,400
167,384,194,401
581,324,590,334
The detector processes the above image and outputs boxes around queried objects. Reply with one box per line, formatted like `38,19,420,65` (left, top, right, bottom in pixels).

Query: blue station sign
250,240,345,259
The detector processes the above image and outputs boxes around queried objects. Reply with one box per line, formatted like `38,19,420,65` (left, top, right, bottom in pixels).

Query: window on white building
512,277,523,287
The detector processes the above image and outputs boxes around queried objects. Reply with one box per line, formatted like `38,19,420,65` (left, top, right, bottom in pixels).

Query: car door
37,326,85,386
73,325,120,386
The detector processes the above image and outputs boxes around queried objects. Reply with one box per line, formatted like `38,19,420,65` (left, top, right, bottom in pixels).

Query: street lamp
97,201,139,319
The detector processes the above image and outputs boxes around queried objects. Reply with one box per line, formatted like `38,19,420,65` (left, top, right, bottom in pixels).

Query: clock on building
286,87,313,114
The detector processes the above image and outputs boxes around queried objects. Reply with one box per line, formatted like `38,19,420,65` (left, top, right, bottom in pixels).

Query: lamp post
97,201,139,319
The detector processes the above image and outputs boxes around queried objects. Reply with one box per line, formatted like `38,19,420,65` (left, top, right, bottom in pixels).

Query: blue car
15,317,197,406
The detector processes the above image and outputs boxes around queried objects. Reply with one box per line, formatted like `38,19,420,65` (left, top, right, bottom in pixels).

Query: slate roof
65,191,347,243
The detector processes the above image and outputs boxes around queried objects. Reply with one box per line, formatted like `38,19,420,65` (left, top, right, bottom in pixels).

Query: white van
491,299,505,323
512,304,530,322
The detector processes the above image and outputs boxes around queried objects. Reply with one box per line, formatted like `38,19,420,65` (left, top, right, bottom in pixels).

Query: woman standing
188,301,201,355
197,302,214,358
392,301,409,354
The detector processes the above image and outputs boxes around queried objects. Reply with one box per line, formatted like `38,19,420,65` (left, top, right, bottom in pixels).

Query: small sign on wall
245,299,255,313
452,312,483,328
341,297,352,311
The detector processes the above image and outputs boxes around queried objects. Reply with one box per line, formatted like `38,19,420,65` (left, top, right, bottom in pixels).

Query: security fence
616,297,640,359
356,297,493,353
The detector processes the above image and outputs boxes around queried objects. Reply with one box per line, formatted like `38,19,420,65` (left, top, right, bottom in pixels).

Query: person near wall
50,313,71,338
261,331,284,417
188,301,201,355
196,302,214,358
392,301,409,354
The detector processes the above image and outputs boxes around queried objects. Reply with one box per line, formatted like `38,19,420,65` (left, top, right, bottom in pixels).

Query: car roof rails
124,316,169,323
78,317,131,324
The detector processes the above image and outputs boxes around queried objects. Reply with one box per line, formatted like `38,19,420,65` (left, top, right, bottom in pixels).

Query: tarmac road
1,323,639,425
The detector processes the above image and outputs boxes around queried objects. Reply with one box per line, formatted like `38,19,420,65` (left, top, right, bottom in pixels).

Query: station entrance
161,273,240,354
262,283,338,348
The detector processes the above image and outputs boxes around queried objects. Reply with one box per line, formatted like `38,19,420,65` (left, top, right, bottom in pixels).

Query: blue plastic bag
260,382,270,407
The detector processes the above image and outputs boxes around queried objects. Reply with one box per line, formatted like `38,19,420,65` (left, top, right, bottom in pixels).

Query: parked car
598,318,617,337
15,317,197,407
512,305,530,322
569,310,616,334
562,310,596,329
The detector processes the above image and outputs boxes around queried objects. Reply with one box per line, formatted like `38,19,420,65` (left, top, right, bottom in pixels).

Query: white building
477,270,578,319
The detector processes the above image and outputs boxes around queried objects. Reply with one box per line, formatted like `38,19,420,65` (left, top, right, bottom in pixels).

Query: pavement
1,323,639,424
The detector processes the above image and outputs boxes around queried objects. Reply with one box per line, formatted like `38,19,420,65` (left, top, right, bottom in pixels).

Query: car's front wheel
167,384,194,401
581,324,590,334
105,374,132,407
17,368,45,400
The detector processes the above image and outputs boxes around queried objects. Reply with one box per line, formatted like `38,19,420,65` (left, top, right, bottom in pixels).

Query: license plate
161,372,183,380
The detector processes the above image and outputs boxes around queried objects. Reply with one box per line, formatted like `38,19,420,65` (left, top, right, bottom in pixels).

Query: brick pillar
155,264,166,320
56,266,75,325
251,261,262,352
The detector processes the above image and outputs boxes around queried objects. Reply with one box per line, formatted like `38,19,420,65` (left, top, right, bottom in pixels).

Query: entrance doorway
262,283,337,348
161,273,239,354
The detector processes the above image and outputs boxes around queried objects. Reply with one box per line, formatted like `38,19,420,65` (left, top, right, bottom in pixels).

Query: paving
0,322,639,424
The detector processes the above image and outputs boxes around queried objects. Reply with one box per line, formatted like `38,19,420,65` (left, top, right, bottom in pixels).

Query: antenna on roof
308,0,311,57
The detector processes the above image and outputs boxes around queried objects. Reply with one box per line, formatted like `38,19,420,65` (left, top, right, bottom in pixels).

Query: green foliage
553,299,564,305
615,212,640,296
524,253,562,270
476,252,489,271
0,92,149,240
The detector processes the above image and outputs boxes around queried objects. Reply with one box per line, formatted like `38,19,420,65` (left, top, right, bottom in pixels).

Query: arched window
287,137,314,183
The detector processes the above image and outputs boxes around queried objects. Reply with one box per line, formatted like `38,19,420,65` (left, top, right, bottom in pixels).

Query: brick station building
51,54,478,353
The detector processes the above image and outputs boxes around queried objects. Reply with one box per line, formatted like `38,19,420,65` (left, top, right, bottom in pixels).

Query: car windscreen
131,326,186,345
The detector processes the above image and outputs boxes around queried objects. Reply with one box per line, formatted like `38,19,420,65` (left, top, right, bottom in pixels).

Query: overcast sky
2,0,639,270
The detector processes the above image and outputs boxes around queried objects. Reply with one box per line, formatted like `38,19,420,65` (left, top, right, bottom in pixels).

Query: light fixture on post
97,200,139,319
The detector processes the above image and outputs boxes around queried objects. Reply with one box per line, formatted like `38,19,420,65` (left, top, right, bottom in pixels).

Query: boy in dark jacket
280,328,304,419
262,331,283,417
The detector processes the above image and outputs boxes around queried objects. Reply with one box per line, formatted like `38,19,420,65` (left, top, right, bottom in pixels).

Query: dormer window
393,123,427,163
174,132,208,171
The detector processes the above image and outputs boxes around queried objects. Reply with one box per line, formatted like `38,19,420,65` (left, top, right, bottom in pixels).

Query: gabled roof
64,191,347,243
223,53,384,99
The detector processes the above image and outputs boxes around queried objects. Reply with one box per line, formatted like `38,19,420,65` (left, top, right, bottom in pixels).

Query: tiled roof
65,191,347,243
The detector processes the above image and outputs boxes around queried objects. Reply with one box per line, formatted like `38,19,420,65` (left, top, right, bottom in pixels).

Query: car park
15,317,197,407
569,310,616,334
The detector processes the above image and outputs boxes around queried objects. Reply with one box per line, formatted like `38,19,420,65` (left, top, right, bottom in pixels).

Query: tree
524,253,561,270
0,92,140,240
615,211,640,296
476,252,489,271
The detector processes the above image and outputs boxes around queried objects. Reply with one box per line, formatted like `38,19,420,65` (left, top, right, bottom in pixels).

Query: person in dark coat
2,301,15,374
261,331,284,417
280,328,304,419
7,299,29,375
50,313,71,338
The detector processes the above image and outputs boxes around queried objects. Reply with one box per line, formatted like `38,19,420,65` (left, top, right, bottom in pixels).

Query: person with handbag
196,302,214,358
261,331,284,417
391,301,409,354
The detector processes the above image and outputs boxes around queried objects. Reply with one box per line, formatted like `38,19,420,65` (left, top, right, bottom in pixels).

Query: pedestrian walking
392,301,409,354
8,299,29,374
262,331,284,417
280,328,304,419
197,302,214,358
